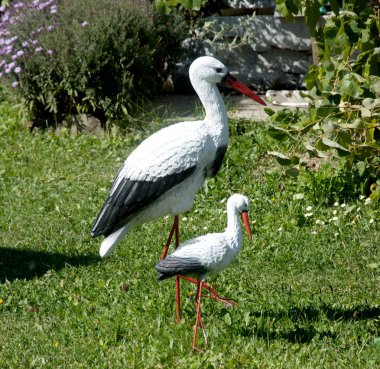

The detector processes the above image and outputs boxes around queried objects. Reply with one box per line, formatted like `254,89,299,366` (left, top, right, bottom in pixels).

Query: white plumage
155,194,252,281
155,194,252,351
91,56,265,258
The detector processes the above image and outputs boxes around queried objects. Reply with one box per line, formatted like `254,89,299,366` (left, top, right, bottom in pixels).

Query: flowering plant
0,0,187,127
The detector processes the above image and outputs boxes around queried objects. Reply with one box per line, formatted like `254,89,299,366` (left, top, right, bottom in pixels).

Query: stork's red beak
241,211,252,240
224,74,266,106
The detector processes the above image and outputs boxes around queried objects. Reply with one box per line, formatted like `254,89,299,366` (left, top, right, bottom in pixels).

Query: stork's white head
189,56,228,85
227,194,252,240
189,56,266,106
227,193,250,214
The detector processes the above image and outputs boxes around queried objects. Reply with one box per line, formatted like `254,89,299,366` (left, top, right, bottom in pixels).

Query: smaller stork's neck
225,204,243,249
193,79,228,141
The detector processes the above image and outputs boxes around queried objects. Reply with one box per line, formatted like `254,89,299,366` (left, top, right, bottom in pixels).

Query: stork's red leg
179,275,236,307
160,216,182,323
174,218,181,324
160,216,179,260
193,293,208,345
192,279,204,351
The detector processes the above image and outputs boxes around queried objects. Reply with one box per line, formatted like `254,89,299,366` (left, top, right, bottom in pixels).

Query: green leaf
264,107,276,116
363,49,380,77
275,0,299,19
224,312,232,326
268,151,292,166
304,0,321,35
362,98,375,108
360,107,371,118
267,125,291,140
369,76,380,96
321,137,350,154
339,74,364,99
356,161,366,176
286,166,300,177
191,0,202,11
353,144,379,160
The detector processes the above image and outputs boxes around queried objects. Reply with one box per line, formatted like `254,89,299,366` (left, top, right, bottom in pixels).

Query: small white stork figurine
91,56,265,321
155,194,252,351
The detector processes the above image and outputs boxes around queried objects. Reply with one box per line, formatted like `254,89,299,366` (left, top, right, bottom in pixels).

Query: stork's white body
97,118,227,257
155,194,251,280
91,57,265,258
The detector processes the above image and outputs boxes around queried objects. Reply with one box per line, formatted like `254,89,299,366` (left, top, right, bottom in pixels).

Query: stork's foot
201,294,236,308
179,275,237,307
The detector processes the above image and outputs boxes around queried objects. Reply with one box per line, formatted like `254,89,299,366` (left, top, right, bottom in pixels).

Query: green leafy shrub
0,0,188,127
268,1,380,201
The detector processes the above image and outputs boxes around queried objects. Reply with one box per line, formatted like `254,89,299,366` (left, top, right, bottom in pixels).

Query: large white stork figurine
155,194,252,351
91,56,265,321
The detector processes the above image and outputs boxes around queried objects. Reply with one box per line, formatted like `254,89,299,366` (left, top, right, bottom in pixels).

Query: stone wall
172,1,312,93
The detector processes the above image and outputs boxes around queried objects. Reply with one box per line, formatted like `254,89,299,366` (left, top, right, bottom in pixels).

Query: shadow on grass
0,246,99,282
238,304,380,344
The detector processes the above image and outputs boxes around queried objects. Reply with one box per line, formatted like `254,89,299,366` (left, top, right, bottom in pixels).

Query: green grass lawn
0,107,379,368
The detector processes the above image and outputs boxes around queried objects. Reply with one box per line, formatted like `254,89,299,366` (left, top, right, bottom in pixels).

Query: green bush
268,1,380,201
0,0,188,127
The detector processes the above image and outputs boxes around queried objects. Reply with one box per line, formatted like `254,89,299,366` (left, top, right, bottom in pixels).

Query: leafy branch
268,1,380,200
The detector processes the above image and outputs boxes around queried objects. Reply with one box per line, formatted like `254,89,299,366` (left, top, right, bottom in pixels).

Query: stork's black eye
215,67,222,73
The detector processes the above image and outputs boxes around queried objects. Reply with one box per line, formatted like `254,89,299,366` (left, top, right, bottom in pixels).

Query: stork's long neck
225,204,243,249
193,79,229,145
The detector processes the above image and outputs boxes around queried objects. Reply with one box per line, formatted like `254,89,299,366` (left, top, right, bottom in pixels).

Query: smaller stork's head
228,194,252,240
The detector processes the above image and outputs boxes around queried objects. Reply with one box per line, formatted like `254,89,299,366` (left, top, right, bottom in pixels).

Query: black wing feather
91,166,196,237
209,145,227,178
155,255,208,281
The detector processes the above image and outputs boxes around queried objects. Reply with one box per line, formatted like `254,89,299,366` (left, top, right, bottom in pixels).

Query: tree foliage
269,1,380,201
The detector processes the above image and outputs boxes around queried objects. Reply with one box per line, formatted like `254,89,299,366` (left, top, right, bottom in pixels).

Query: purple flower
8,62,15,69
81,21,88,27
14,66,22,74
51,8,57,14
47,49,53,55
0,6,5,12
12,81,18,88
35,47,43,52
22,41,29,47
47,25,54,32
14,2,24,8
16,50,24,57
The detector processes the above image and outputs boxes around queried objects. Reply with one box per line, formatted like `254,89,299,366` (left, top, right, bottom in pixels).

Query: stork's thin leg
193,295,208,345
160,216,179,260
174,218,181,324
192,279,204,351
160,216,182,323
179,275,236,307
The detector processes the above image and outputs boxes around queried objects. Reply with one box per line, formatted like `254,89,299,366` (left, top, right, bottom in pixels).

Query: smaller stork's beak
241,211,252,240
223,73,266,106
